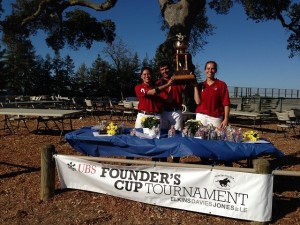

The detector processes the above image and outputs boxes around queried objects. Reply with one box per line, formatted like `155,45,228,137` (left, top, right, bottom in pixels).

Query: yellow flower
243,130,259,141
106,122,119,135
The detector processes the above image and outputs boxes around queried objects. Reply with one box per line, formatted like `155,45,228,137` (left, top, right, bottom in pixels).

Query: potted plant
184,119,202,136
141,116,160,135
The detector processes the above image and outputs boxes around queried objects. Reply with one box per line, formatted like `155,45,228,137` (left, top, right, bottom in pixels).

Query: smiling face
205,62,217,80
141,68,152,84
159,65,171,80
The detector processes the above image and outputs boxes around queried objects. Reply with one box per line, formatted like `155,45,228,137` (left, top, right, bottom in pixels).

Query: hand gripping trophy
173,33,195,83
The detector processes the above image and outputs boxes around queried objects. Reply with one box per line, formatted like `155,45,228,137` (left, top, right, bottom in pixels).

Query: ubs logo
213,175,235,190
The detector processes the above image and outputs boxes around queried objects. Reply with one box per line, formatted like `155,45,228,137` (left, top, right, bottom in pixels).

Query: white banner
54,155,273,222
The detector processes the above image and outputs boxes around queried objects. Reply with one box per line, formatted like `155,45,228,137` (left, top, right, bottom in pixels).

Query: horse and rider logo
214,175,235,190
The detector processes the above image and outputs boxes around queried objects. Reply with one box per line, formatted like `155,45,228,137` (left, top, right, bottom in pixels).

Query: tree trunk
158,0,206,58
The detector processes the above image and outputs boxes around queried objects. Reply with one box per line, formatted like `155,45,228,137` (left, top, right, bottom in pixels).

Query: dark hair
159,60,171,68
140,66,153,75
205,61,218,71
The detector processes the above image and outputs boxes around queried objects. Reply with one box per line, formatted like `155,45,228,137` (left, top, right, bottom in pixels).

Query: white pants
196,113,223,128
161,110,183,130
135,112,161,128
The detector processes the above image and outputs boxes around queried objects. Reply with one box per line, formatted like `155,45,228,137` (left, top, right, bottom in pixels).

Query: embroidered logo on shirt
141,88,145,93
214,87,218,91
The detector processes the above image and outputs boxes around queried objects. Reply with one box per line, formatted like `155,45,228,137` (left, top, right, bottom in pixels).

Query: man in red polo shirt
156,61,186,131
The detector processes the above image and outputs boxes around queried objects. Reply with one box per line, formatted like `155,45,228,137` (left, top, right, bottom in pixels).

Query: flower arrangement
182,121,245,142
242,130,260,141
106,122,119,135
184,119,202,135
141,116,160,129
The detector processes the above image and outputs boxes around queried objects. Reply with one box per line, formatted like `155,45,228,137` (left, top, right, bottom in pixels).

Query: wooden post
41,144,56,201
251,158,271,225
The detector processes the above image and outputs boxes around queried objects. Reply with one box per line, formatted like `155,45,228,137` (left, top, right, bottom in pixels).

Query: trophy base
173,73,195,84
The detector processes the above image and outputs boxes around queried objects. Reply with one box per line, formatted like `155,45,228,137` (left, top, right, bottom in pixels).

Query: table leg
253,117,256,130
247,158,253,168
69,117,73,130
3,115,14,134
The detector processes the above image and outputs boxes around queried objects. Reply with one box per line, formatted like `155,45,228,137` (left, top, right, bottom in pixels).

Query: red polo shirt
195,79,230,117
135,83,168,113
156,78,185,110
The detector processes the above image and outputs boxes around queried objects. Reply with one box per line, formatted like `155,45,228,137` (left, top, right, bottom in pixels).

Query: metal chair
108,99,122,121
182,104,187,113
122,101,134,121
84,99,96,117
275,111,297,138
285,110,299,125
132,101,139,113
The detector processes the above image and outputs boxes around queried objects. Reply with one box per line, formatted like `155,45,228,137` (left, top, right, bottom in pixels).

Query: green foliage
184,119,202,134
1,0,116,52
53,10,116,51
0,33,146,98
209,0,233,14
0,0,299,96
208,0,300,57
141,116,160,129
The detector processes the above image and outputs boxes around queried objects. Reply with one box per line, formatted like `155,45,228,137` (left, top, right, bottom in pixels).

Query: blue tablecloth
65,126,284,161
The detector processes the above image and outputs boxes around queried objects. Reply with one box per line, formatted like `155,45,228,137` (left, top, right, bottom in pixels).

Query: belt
138,110,160,115
164,108,181,112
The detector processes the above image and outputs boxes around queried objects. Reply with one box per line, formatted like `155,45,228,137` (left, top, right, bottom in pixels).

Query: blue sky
3,1,300,89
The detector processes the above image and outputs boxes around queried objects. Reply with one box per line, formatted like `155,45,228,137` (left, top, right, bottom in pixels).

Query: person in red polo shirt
194,61,230,128
156,61,186,131
135,66,174,128
156,61,199,163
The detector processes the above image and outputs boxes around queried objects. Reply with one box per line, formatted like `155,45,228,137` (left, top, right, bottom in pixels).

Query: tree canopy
1,0,117,53
1,0,299,58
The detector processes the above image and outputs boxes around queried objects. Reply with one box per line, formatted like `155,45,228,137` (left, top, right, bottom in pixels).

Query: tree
158,0,213,60
1,0,117,53
89,54,112,97
33,54,53,95
158,0,300,60
1,38,38,95
103,38,140,99
52,53,73,96
0,0,3,14
74,63,90,97
0,0,6,89
208,0,300,58
2,0,298,58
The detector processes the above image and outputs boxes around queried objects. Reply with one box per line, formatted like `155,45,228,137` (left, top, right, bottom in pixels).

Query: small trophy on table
173,33,195,84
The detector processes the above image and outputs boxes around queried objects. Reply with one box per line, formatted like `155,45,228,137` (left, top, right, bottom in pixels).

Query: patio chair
122,101,134,121
132,101,139,112
285,110,299,125
84,99,96,117
108,99,122,121
275,111,297,138
182,104,187,113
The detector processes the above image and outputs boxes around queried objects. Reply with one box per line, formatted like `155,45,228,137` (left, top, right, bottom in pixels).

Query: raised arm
147,76,174,96
192,80,200,105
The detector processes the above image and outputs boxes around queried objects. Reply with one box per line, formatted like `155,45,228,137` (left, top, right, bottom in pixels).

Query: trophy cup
173,33,195,84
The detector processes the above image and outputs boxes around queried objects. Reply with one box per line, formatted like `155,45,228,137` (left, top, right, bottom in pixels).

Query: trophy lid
174,33,188,51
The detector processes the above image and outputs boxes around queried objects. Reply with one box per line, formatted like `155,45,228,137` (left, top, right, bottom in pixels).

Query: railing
230,97,300,113
228,87,300,98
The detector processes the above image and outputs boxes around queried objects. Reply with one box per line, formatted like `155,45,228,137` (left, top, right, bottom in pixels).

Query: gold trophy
173,33,195,83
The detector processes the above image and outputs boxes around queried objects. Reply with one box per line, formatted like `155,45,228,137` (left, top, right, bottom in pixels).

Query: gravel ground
0,114,299,225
